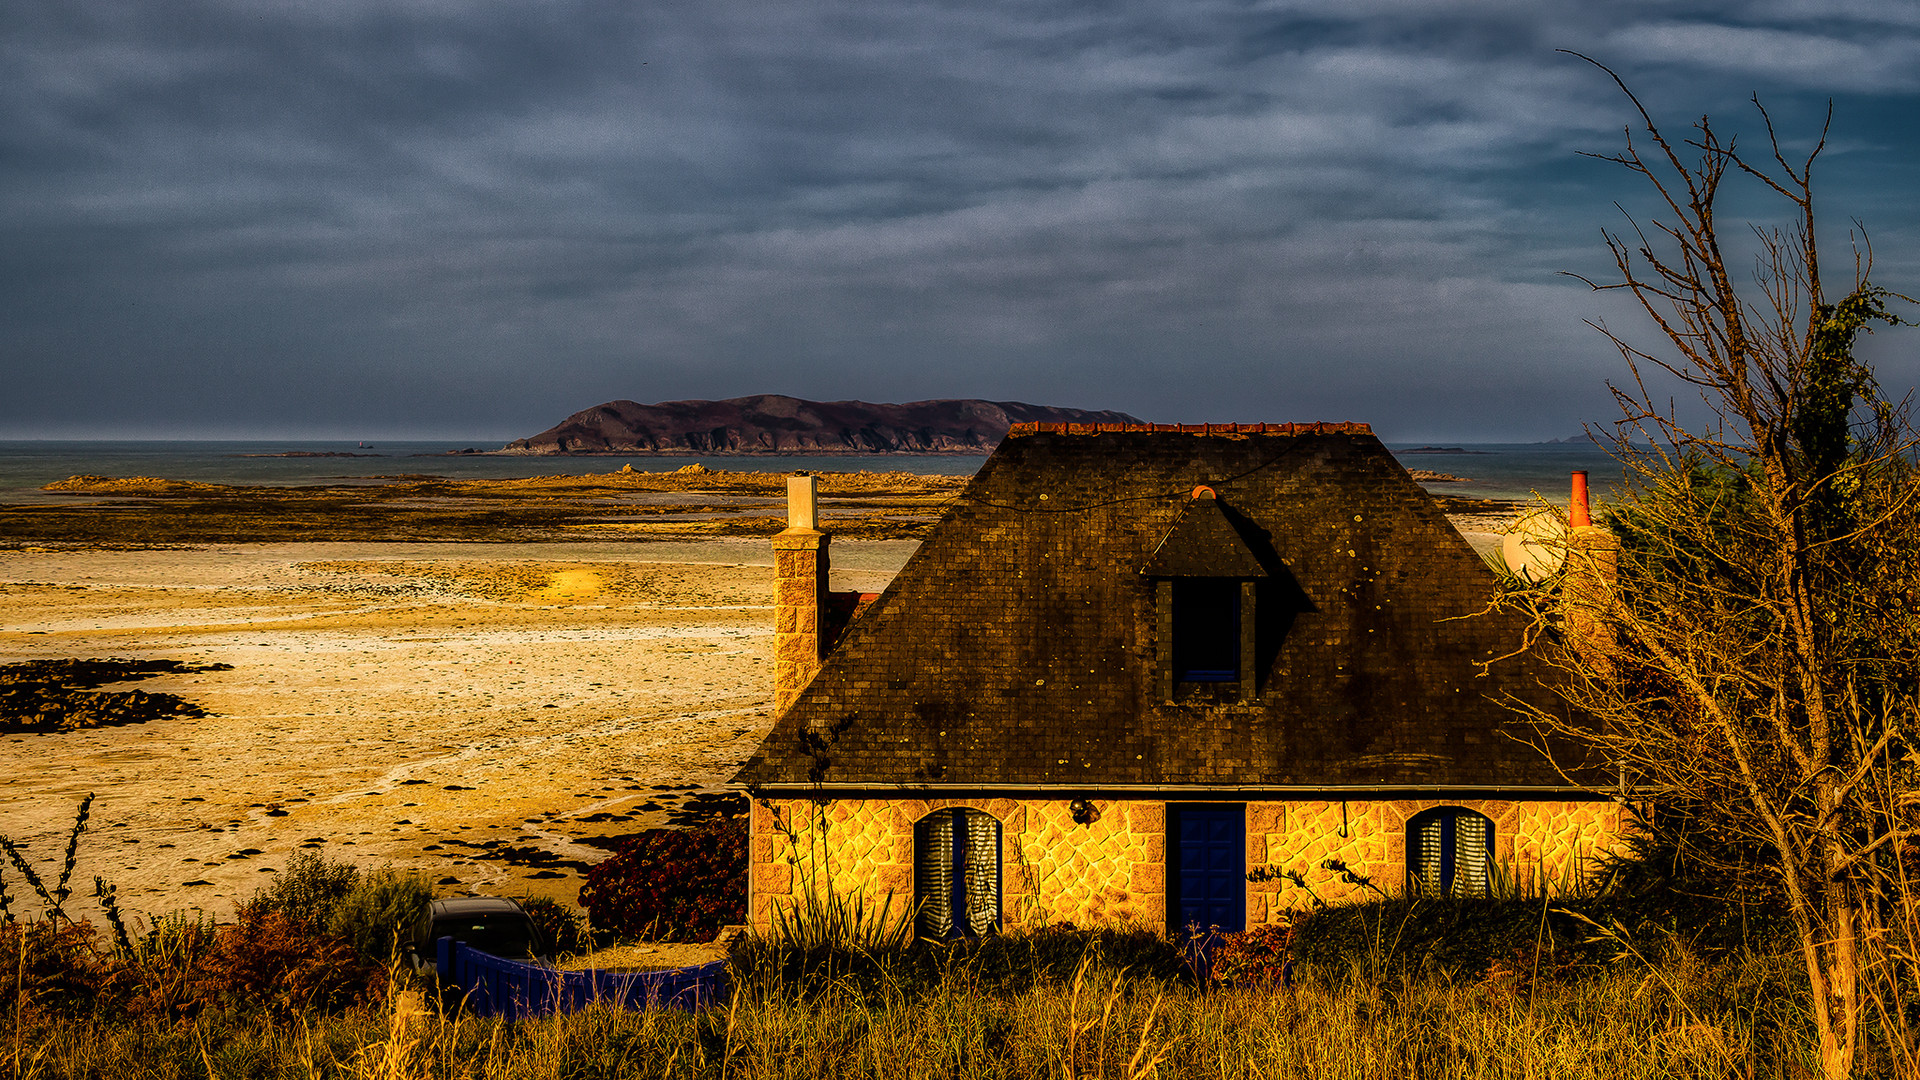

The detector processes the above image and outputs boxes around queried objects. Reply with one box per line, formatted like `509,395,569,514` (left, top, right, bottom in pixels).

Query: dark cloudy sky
6,0,1919,441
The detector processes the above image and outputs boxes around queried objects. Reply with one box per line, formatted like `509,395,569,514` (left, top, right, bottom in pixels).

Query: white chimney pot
787,475,818,531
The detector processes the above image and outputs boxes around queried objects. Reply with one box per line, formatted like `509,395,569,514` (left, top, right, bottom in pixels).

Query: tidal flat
0,467,1511,929
0,539,911,927
0,466,968,545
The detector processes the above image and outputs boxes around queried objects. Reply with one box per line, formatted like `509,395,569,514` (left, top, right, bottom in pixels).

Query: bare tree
1514,55,1920,1080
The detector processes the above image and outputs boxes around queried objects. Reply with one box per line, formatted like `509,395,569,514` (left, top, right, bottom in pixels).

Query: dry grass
5,943,1837,1079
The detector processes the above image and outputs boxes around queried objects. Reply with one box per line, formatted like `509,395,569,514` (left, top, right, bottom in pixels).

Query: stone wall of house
749,797,1170,932
748,796,1628,934
1244,798,1630,918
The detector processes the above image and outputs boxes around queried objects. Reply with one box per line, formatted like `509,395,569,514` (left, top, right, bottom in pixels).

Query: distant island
502,395,1143,455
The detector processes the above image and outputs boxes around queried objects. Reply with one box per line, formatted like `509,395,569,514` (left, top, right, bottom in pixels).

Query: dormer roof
1140,491,1268,578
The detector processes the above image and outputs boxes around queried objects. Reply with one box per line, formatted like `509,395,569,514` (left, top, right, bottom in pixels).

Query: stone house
731,423,1625,939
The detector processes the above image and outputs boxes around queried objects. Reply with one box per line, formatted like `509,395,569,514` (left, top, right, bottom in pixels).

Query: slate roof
732,426,1596,793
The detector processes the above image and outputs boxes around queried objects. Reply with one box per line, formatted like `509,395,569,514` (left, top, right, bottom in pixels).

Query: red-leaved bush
578,816,746,943
1,909,378,1022
193,908,376,1017
1210,918,1298,988
0,920,109,1018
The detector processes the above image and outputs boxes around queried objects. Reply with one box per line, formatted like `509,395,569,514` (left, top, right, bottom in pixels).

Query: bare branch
1530,60,1918,1077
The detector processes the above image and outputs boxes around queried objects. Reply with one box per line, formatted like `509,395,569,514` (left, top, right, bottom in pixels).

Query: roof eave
733,781,1613,798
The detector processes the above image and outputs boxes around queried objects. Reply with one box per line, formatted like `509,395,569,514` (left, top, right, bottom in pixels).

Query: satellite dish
1500,509,1567,582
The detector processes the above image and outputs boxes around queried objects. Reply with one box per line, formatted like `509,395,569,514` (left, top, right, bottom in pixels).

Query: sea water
0,439,1626,507
1383,442,1629,505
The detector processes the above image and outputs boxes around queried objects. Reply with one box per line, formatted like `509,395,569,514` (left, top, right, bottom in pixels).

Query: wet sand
0,540,913,925
3,468,966,544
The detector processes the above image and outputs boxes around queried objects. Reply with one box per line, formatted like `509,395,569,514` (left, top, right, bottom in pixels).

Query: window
1172,579,1240,682
1153,576,1257,701
1407,808,1493,896
1141,488,1268,702
915,807,1001,940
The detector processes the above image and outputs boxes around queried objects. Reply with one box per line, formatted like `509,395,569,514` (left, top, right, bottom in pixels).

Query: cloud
1,0,1916,440
1604,21,1920,92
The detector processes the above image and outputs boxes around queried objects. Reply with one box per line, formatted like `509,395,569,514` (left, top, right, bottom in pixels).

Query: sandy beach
0,540,913,925
1,497,1508,930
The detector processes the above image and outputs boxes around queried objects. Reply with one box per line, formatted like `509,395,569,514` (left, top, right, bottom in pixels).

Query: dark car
409,897,550,972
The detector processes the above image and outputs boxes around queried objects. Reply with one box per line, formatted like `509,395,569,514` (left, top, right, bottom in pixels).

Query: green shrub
520,896,588,957
113,912,219,1021
326,867,434,965
1284,892,1770,984
241,850,360,932
767,881,913,953
1291,897,1599,981
959,922,1186,989
127,910,218,964
1585,819,1796,955
243,853,431,967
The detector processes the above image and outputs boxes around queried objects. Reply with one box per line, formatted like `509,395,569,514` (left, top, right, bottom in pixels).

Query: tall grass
9,793,1912,1077
766,884,913,955
6,942,1829,1079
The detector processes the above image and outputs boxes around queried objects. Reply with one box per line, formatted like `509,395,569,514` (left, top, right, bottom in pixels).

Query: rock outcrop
502,395,1143,455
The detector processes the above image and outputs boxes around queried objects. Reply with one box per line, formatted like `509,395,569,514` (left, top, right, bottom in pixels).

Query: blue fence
435,937,727,1020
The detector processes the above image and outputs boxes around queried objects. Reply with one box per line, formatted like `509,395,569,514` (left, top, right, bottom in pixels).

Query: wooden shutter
916,812,954,939
1410,813,1445,895
961,810,1001,936
1453,813,1491,896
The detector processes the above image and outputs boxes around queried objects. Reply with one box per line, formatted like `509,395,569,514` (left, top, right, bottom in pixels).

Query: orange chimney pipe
1570,471,1591,528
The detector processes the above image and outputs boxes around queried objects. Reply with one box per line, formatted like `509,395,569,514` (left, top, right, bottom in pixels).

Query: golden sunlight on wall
1244,799,1630,919
748,796,1627,934
748,797,1169,932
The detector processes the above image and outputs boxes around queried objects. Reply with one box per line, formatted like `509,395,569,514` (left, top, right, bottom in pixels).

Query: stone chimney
1562,471,1619,674
772,474,828,714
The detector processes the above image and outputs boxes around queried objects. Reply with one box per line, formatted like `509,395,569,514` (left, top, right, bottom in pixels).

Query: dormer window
1172,578,1240,682
1143,487,1266,703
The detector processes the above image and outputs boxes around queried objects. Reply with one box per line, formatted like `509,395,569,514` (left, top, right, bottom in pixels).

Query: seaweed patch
0,658,232,733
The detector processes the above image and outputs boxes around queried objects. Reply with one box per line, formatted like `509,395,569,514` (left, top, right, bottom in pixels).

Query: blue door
1168,804,1246,938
